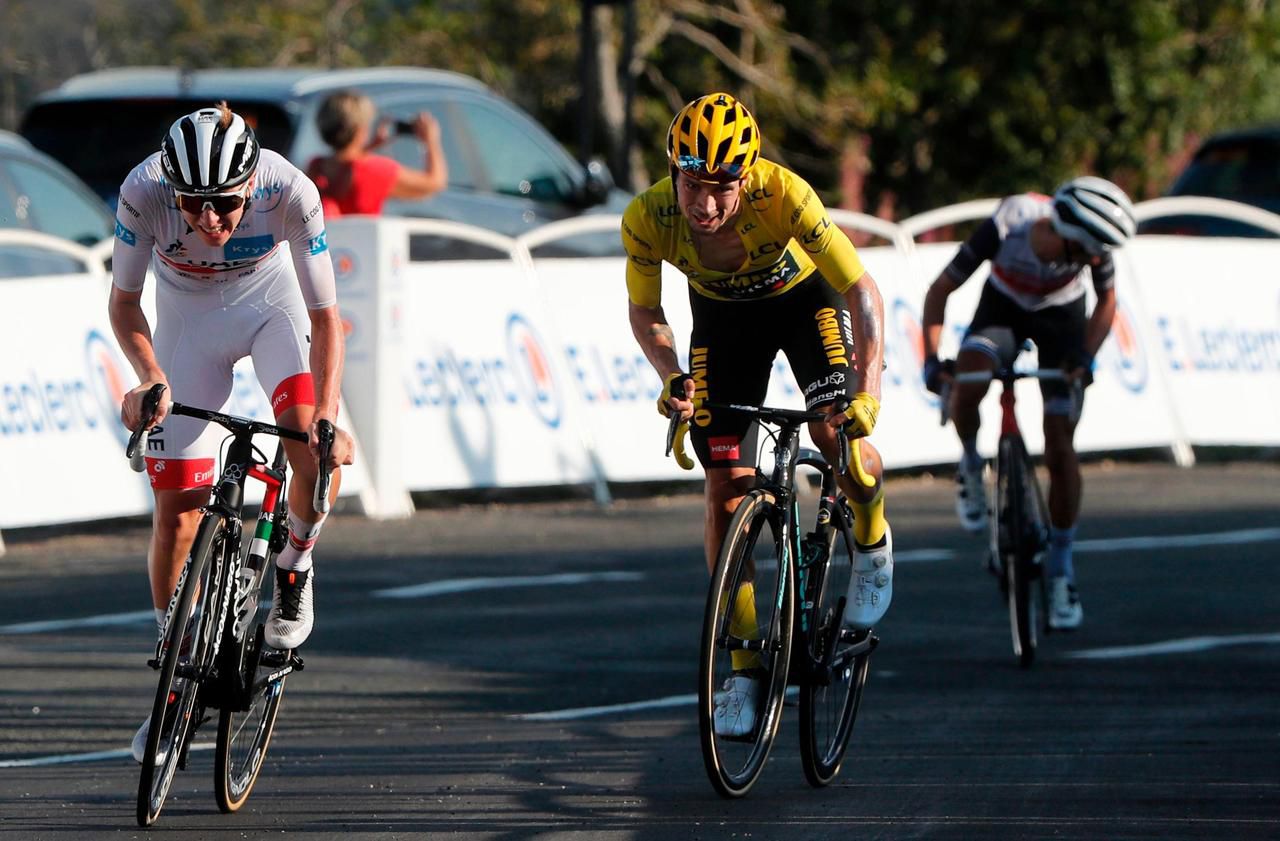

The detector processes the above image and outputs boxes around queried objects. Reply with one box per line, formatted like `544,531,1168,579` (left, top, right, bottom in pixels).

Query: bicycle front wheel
214,594,287,812
799,499,873,787
137,513,224,827
698,490,794,798
997,438,1037,668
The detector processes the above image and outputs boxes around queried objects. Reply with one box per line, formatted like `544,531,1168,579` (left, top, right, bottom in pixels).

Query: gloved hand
836,391,880,439
657,372,695,418
922,355,954,395
1065,352,1095,388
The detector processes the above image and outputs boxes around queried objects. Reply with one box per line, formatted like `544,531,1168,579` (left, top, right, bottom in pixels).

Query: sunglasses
175,190,248,215
675,154,745,184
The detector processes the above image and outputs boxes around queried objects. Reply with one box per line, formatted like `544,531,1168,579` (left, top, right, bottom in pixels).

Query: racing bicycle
942,361,1078,668
667,402,878,797
127,383,334,826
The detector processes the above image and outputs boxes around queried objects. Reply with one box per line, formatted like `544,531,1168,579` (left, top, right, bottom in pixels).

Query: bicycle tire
136,513,225,827
214,579,286,812
698,490,794,798
799,499,873,786
997,438,1037,668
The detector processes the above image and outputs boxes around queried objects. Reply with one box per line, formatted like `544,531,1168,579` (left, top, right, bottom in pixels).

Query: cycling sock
851,488,887,547
276,512,325,573
153,608,166,636
727,582,762,672
960,436,982,471
1047,525,1077,580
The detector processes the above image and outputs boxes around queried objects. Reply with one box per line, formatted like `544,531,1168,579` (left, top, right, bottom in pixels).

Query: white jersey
943,193,1116,312
112,148,336,308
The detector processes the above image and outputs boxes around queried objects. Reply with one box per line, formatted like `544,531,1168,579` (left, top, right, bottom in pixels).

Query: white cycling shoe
844,523,894,629
131,715,166,765
713,673,760,738
265,567,314,650
1047,576,1084,630
955,462,988,533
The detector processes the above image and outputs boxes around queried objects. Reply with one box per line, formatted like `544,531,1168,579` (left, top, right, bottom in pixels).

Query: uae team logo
505,314,562,428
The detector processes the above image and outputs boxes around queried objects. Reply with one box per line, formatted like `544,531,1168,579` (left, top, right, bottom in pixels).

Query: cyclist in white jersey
920,176,1136,630
109,103,354,762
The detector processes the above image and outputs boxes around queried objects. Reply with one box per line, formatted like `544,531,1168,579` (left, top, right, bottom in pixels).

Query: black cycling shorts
960,282,1086,415
685,274,856,469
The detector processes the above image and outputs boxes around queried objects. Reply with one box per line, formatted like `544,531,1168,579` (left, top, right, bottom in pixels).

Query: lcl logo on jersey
1104,302,1147,393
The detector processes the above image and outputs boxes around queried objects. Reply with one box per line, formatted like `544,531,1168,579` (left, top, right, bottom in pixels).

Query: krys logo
1102,303,1147,393
506,314,562,428
84,329,132,444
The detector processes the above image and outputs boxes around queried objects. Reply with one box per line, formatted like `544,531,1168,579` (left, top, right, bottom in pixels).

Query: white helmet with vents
1050,176,1137,255
161,105,259,195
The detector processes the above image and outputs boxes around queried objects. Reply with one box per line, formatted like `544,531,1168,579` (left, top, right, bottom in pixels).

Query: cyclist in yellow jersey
623,93,894,738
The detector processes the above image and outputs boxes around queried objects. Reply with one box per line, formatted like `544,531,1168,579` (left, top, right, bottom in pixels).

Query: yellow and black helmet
666,92,761,184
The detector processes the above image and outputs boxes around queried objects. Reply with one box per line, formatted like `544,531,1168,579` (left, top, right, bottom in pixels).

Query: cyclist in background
109,102,355,761
623,92,894,737
920,176,1136,630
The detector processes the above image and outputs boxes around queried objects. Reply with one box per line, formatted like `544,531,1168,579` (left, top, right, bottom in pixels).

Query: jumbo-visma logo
84,330,132,444
506,314,562,428
1104,303,1147,393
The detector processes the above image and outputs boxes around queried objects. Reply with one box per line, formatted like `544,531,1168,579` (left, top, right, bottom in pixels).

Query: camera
393,118,416,135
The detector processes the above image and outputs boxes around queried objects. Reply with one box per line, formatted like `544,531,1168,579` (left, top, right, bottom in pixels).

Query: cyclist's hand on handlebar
657,372,697,420
121,380,169,431
826,391,880,439
309,417,355,468
922,355,955,395
1064,352,1095,389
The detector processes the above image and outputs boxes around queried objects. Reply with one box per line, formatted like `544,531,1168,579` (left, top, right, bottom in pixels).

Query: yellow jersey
621,158,866,307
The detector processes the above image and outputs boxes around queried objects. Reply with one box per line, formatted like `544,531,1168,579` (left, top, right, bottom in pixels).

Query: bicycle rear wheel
997,438,1037,668
799,499,874,786
698,490,794,798
137,513,224,827
214,579,287,812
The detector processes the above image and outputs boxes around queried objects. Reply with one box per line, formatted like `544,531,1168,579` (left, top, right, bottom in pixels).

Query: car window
381,99,476,192
454,100,577,204
0,244,87,278
1173,141,1280,201
0,155,112,246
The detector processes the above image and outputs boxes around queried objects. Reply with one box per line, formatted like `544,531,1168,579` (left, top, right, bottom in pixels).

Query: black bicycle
127,383,333,826
942,363,1076,667
667,402,878,797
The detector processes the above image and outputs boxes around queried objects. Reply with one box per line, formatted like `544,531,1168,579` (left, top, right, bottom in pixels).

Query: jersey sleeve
284,174,338,309
621,196,664,308
781,170,865,293
942,216,1001,284
110,169,158,292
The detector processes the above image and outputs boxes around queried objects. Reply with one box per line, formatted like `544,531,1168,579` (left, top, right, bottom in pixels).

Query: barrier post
328,218,415,518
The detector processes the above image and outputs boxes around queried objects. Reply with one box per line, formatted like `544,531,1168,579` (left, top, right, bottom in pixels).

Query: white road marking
0,610,154,635
513,687,800,722
373,570,645,599
1068,633,1280,660
0,742,214,768
1073,527,1280,553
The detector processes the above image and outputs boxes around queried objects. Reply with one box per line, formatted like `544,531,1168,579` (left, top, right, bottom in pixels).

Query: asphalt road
1,461,1277,840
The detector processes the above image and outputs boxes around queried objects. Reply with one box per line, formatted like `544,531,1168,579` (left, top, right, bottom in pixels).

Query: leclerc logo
1104,303,1148,393
889,298,935,406
506,313,562,428
84,329,131,444
331,247,358,284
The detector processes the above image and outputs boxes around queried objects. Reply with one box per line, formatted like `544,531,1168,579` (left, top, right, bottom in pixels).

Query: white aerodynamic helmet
161,104,259,195
1050,175,1137,255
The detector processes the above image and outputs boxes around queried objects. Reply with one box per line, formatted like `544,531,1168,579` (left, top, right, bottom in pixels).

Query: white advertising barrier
0,273,154,529
330,218,606,501
1125,236,1280,446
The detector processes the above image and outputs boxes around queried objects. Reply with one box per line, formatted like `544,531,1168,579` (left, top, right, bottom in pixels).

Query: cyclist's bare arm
108,284,170,430
628,301,694,417
1084,285,1117,362
921,272,962,360
842,270,886,399
304,304,355,468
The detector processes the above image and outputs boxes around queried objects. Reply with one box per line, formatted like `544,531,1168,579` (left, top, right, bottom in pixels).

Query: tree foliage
2,0,1278,215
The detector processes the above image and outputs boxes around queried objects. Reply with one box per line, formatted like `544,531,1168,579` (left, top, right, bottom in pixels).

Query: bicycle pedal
289,653,305,671
146,657,161,669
